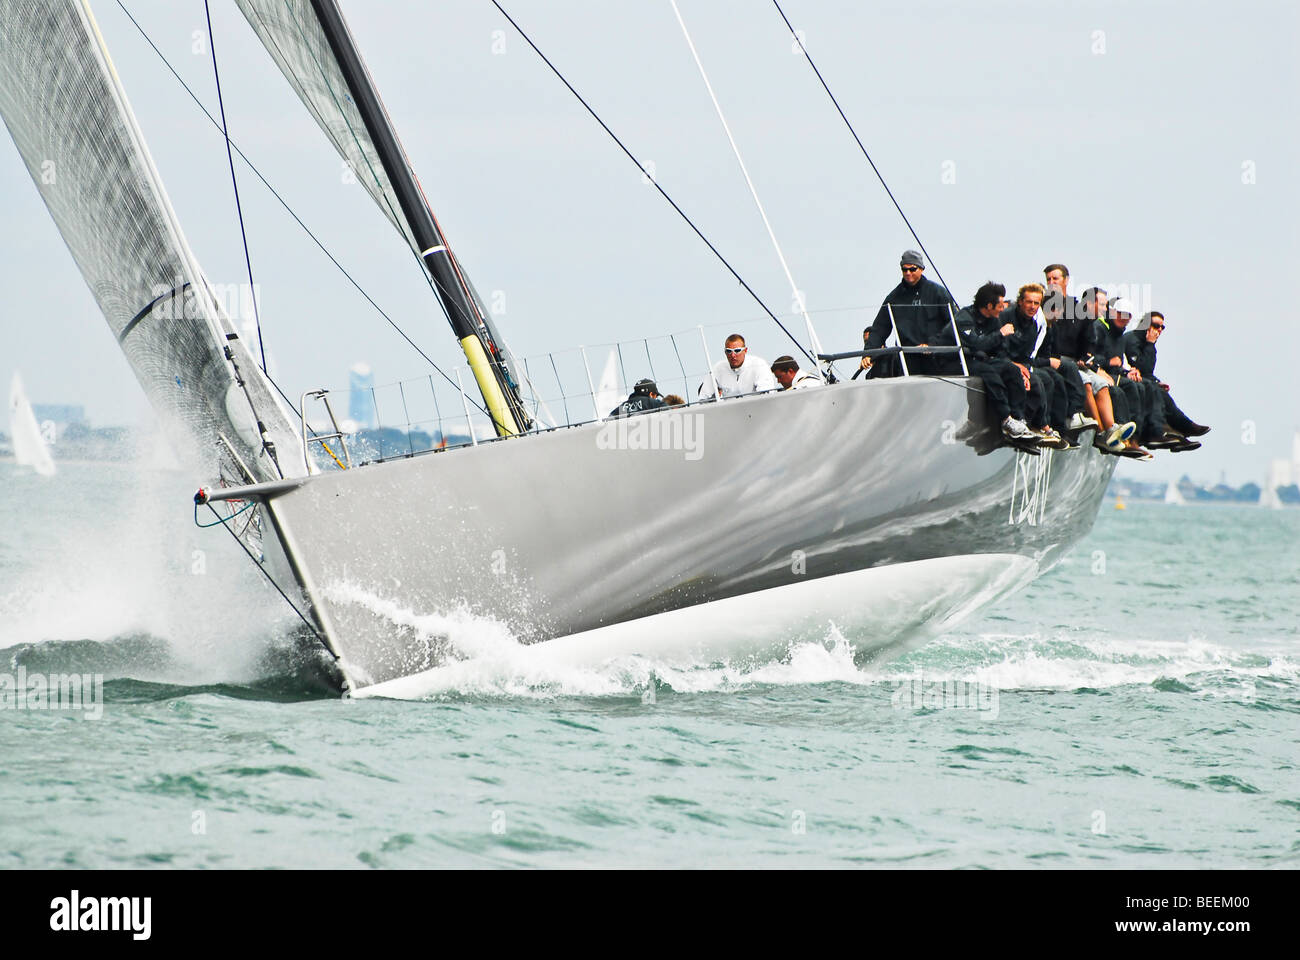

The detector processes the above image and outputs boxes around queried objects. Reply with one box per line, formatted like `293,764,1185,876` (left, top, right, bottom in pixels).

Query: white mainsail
1164,481,1186,506
8,372,56,477
0,0,302,482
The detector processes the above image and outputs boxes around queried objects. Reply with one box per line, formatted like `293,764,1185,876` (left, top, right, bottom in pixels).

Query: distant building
1261,432,1300,509
30,403,86,443
348,363,376,431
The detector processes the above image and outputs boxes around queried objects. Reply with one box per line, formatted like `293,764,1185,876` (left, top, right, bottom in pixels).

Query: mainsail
8,372,56,477
234,0,530,436
0,0,302,483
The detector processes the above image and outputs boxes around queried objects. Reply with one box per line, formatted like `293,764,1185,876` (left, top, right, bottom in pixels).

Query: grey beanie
900,249,924,268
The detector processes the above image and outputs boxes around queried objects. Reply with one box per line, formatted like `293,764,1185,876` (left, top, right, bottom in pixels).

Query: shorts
1079,367,1112,392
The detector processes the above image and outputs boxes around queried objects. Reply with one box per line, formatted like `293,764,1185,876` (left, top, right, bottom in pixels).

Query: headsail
234,0,530,436
0,0,302,482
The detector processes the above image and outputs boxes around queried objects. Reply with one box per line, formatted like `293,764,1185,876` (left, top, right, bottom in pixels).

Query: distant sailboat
8,372,56,476
1164,480,1186,506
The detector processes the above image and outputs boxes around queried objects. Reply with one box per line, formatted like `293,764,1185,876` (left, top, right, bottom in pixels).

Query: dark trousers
971,359,1025,421
1033,365,1073,429
1052,361,1087,416
864,354,901,379
1115,377,1163,441
1158,387,1197,434
1026,370,1052,428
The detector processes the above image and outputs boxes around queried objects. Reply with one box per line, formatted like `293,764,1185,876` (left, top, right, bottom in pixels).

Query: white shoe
1116,421,1137,442
1002,416,1034,440
1102,424,1127,451
1067,412,1098,431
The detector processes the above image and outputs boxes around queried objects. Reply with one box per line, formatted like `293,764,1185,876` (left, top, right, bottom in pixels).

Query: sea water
1,460,1296,868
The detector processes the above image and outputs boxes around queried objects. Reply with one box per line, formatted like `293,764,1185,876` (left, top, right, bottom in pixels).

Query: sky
2,0,1297,487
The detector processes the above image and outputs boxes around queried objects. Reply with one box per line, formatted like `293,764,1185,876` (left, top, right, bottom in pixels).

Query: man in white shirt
703,334,777,397
770,356,824,390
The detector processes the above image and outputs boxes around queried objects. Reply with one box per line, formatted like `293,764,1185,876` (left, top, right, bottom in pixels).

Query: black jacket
954,304,1010,360
609,393,665,418
1046,292,1092,360
865,275,957,349
999,305,1042,365
1091,317,1129,374
1123,330,1160,380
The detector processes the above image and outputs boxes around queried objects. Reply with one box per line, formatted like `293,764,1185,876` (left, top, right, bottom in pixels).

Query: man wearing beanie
861,249,957,378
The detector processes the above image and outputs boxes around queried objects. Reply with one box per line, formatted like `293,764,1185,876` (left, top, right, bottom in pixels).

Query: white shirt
705,354,778,397
790,370,824,389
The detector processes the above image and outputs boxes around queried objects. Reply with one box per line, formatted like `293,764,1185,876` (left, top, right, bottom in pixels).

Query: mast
308,0,528,437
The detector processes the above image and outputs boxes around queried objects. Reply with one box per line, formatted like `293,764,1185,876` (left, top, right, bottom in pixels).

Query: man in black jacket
1123,312,1210,448
861,250,958,378
609,378,665,418
1000,283,1070,447
1043,263,1091,359
1092,297,1157,457
954,281,1040,442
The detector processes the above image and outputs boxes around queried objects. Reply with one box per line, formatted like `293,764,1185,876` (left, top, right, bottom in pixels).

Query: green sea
2,461,1297,868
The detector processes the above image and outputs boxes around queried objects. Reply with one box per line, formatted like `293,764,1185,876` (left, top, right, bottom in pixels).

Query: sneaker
1001,416,1035,440
1092,434,1123,456
1102,424,1128,452
1116,421,1138,442
1037,426,1071,450
1066,412,1099,431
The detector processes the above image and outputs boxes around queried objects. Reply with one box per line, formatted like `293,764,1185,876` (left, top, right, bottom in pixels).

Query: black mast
309,0,528,435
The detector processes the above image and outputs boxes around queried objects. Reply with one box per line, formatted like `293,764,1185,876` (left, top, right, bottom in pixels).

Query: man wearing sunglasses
1123,312,1210,450
703,333,778,398
861,249,957,377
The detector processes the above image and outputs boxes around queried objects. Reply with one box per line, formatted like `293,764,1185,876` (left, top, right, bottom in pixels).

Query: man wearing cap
1123,312,1209,450
703,333,778,398
1092,297,1155,458
861,249,957,378
770,356,824,390
609,378,666,417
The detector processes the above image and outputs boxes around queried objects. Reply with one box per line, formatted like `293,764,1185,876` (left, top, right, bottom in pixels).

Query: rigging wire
668,0,828,374
113,0,494,424
488,0,819,371
198,502,332,652
771,0,954,304
202,0,267,375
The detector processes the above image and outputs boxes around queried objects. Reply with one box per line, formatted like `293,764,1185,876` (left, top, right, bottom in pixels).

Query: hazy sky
2,0,1297,486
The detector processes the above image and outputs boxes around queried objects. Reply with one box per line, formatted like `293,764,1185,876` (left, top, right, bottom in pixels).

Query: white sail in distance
0,0,303,482
8,372,56,477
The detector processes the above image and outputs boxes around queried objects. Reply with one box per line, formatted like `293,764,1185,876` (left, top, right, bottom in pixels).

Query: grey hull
252,376,1115,692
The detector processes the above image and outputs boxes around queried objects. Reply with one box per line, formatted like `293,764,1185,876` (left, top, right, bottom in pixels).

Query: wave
331,585,1297,702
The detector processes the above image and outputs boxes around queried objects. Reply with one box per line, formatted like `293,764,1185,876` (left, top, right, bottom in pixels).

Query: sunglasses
901,266,922,273
724,347,746,354
1149,323,1165,330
